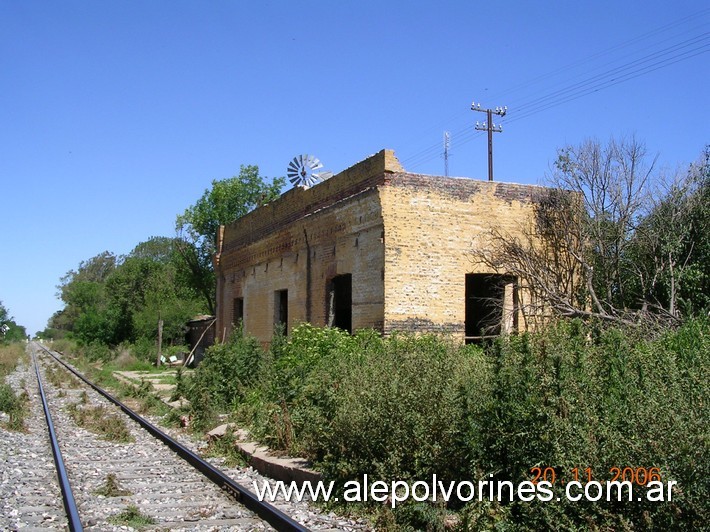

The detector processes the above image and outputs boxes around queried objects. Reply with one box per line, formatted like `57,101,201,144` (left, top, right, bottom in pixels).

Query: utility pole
443,131,451,177
472,101,507,181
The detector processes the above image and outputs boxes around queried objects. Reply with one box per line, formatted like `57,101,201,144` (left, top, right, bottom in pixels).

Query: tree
129,236,178,263
58,251,117,288
54,252,118,342
475,188,591,329
119,238,205,347
550,136,656,315
50,239,207,347
175,165,284,314
477,137,706,328
0,300,27,343
627,146,709,316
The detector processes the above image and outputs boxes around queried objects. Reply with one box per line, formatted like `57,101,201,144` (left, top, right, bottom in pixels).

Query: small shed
185,315,216,367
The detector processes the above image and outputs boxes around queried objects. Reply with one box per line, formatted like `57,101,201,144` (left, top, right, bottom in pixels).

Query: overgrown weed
108,504,155,527
0,343,26,378
0,383,28,431
178,319,708,530
203,427,247,467
0,343,29,431
66,402,134,443
44,364,78,388
94,473,132,497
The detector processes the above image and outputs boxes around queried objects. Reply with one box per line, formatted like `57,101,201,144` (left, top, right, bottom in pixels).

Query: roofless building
214,149,545,344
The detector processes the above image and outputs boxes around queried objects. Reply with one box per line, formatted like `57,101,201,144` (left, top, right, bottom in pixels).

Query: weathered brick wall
215,149,546,343
219,192,384,342
379,173,544,338
215,150,399,343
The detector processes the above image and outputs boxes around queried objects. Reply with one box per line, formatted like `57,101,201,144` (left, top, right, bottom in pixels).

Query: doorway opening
274,289,288,335
233,297,244,333
465,274,517,344
327,274,352,333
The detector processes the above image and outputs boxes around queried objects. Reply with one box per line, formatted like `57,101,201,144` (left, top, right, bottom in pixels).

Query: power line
443,131,450,176
402,30,709,171
408,32,709,166
511,33,709,118
472,103,507,181
400,11,710,172
496,8,710,101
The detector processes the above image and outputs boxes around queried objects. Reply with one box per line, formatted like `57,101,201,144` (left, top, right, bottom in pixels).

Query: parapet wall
219,149,402,254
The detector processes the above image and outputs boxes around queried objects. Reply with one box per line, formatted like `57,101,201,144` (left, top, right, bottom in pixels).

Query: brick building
214,149,545,344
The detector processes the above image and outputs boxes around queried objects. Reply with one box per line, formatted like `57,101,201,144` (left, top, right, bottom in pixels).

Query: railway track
12,342,314,531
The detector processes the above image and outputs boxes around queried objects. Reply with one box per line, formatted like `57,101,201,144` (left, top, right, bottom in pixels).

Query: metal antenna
443,131,451,177
472,102,507,181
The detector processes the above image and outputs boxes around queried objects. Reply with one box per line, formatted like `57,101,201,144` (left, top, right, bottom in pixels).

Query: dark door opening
465,274,517,344
327,274,352,333
275,289,288,335
232,297,244,325
233,297,244,332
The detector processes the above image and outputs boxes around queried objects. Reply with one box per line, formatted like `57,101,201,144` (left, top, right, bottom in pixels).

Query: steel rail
36,345,310,532
31,348,84,532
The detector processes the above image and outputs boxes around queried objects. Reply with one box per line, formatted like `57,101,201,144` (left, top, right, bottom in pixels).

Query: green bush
178,320,708,530
49,338,74,354
232,324,361,451
267,323,360,400
128,337,155,363
296,332,485,485
0,382,28,430
468,318,709,530
182,329,264,431
76,340,113,362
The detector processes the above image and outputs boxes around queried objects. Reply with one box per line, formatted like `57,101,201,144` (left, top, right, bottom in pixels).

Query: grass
202,426,247,467
70,360,172,417
0,343,26,378
44,364,78,388
94,473,132,497
0,344,29,431
65,402,135,443
119,378,171,415
153,374,178,385
108,504,155,528
0,383,28,431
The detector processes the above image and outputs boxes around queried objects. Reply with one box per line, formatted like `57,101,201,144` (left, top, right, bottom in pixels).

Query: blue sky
1,1,708,336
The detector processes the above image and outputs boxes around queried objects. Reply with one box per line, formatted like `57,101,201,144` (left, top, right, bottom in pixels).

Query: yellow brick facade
215,150,544,343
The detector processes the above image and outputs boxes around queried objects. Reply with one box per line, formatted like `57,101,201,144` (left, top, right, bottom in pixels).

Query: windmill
287,154,333,189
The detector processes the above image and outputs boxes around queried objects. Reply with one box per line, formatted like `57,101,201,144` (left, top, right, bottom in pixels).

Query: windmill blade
286,154,332,189
313,171,334,180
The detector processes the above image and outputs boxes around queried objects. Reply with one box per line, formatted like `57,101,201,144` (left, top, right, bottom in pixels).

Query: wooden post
156,314,164,366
